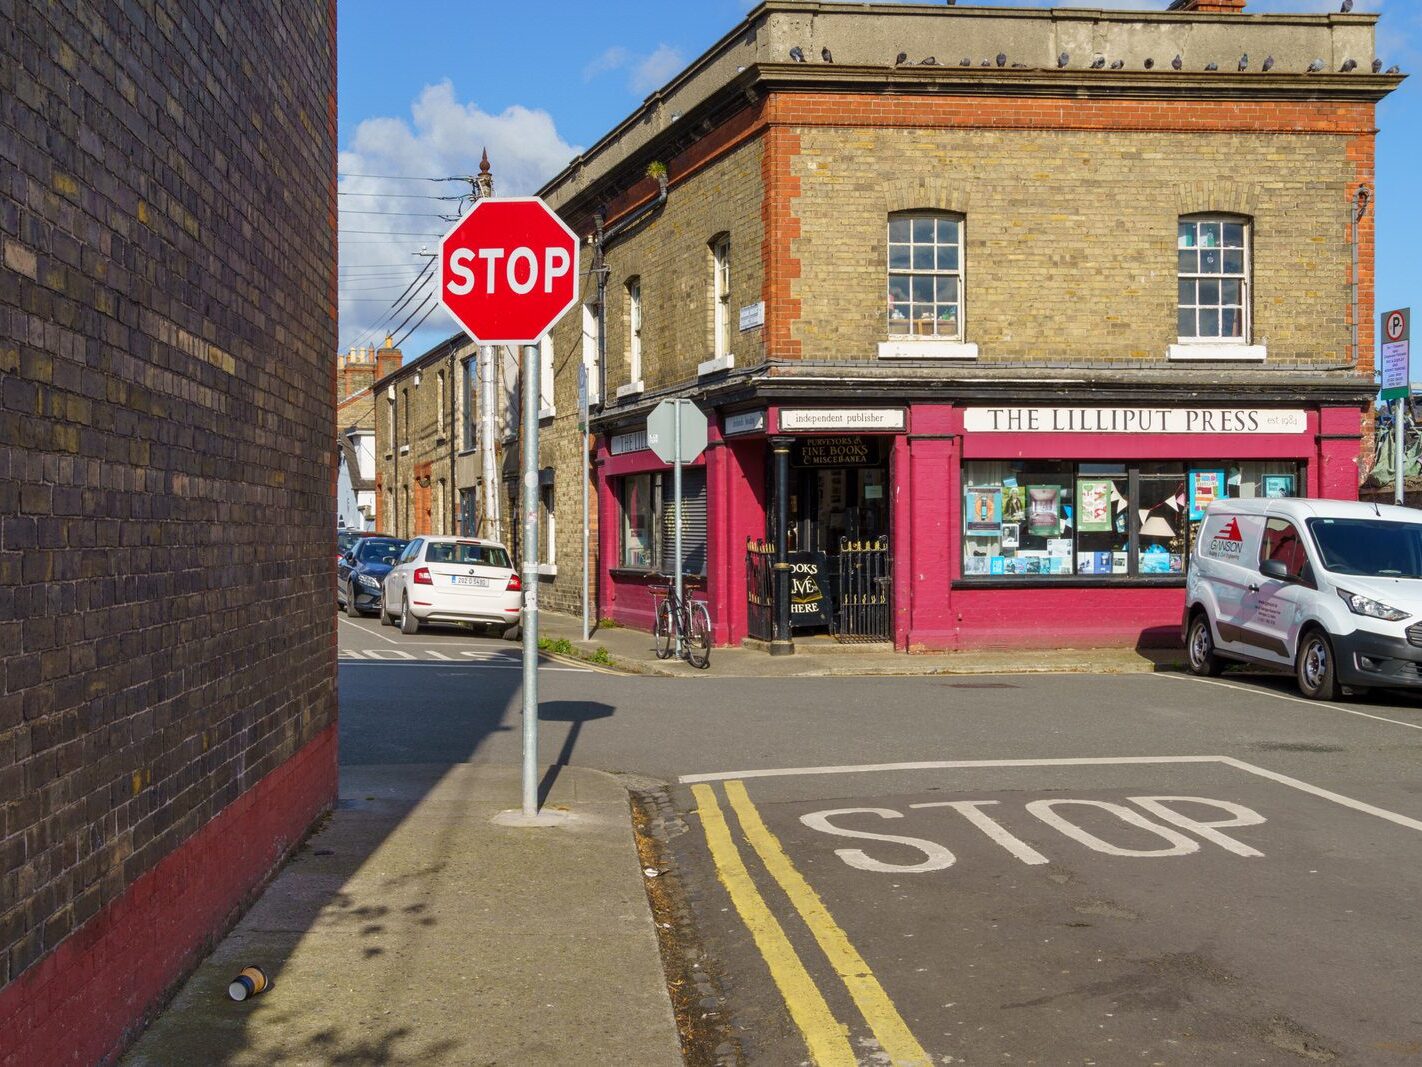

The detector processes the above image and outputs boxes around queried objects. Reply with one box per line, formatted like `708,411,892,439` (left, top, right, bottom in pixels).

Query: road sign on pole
647,400,708,654
1383,309,1412,507
438,197,580,818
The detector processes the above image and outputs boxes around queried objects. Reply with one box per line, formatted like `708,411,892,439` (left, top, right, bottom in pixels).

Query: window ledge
698,354,735,376
539,405,556,421
399,445,410,455
1168,343,1267,362
536,562,558,577
615,380,645,400
878,339,978,360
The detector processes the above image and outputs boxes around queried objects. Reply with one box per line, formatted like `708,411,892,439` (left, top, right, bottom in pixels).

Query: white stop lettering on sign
446,246,572,297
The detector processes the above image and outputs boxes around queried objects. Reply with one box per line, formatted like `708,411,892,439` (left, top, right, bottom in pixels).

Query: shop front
594,397,1362,653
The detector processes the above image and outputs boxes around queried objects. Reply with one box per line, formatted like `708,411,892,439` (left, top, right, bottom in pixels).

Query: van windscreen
1306,518,1422,579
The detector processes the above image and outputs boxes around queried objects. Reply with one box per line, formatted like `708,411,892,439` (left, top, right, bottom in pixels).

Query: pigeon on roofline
896,51,908,65
1144,57,1155,69
981,59,992,67
1387,65,1401,74
1110,59,1124,70
959,57,971,66
996,52,1007,67
1340,58,1357,72
1341,0,1353,11
788,46,805,62
822,47,833,63
1204,62,1218,71
1091,55,1106,69
1307,58,1325,72
1372,58,1383,73
1263,55,1275,72
921,56,938,65
1171,54,1183,71
1058,52,1069,67
1238,53,1248,71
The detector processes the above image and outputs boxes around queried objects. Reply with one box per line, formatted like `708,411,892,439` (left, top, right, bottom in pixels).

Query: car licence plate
451,575,489,587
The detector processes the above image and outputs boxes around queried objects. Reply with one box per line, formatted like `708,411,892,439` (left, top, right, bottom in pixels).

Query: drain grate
940,681,1021,689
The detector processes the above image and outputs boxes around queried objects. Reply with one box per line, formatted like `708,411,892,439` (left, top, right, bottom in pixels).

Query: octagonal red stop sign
438,197,580,345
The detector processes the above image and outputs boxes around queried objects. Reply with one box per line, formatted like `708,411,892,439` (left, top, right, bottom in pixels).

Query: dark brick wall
0,0,337,994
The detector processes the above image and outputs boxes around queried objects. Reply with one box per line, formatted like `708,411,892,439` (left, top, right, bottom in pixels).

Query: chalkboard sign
789,550,831,628
791,436,885,468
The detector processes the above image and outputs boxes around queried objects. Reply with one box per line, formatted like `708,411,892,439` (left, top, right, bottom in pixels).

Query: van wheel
1296,629,1342,701
1186,614,1225,677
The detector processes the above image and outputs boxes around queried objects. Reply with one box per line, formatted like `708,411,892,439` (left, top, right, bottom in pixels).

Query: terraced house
532,0,1401,654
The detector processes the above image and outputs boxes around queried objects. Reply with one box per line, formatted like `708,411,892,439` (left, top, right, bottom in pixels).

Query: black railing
835,537,892,642
746,538,775,641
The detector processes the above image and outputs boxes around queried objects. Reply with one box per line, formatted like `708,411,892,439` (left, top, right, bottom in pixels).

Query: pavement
123,763,681,1067
535,609,1187,678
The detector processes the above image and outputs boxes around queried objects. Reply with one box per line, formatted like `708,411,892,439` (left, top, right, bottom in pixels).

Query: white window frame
581,301,601,406
879,212,976,360
539,334,555,419
623,278,644,395
713,236,731,360
436,369,446,438
460,356,476,451
1170,215,1265,362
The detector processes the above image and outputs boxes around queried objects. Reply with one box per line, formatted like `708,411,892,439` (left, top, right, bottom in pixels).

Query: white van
1184,498,1422,700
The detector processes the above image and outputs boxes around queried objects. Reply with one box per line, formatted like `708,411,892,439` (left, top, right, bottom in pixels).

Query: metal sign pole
520,342,541,816
674,399,684,657
1397,397,1406,508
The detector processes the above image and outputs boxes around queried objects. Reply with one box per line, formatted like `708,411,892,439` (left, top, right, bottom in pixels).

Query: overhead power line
395,300,442,349
340,228,444,237
338,171,466,181
338,256,435,352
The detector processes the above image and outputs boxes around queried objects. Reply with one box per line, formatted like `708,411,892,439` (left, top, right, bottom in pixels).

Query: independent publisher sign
1381,307,1411,402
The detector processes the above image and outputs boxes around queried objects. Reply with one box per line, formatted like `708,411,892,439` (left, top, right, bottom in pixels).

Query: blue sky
336,0,1419,372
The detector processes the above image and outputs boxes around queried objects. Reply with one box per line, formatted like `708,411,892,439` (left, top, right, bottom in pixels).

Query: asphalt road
337,611,1422,1064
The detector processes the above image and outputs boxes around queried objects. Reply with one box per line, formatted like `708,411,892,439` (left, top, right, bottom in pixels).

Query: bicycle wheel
685,602,712,670
655,599,675,660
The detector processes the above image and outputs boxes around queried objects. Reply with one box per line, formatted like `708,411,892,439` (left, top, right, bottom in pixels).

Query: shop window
961,460,1301,582
617,469,708,576
887,213,962,340
1177,217,1250,342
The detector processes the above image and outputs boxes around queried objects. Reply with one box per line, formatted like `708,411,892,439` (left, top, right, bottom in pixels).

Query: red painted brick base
0,724,338,1066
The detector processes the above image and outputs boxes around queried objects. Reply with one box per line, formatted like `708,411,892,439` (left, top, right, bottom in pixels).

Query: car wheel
400,594,420,635
1296,629,1342,701
502,622,521,641
344,590,363,618
379,590,395,626
1186,613,1225,677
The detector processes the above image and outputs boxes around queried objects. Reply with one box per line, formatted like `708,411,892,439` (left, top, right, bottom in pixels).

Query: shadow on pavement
537,701,615,805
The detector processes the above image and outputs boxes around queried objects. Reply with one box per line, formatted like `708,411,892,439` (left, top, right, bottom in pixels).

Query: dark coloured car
337,528,379,563
337,536,409,617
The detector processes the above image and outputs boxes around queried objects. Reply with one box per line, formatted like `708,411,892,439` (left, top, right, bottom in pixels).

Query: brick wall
777,94,1374,367
0,0,336,1058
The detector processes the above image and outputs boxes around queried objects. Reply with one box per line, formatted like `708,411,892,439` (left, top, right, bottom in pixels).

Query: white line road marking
681,755,1422,838
337,614,402,645
424,650,455,660
910,800,1050,865
1160,672,1422,732
679,755,1224,785
360,648,417,660
337,660,591,672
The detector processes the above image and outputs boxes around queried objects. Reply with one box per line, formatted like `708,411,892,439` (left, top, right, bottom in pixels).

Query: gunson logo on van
1208,517,1245,560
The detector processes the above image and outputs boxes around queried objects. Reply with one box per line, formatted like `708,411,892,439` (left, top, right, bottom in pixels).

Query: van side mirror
1260,558,1291,582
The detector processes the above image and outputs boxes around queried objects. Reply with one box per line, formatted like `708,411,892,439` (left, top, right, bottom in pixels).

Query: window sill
536,563,558,577
878,339,978,360
615,380,645,400
698,354,735,376
539,406,556,421
1168,343,1267,362
399,445,410,455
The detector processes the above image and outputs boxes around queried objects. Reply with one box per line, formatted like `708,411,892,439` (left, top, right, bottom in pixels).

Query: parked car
381,536,522,637
1184,497,1422,700
337,536,409,617
337,528,379,563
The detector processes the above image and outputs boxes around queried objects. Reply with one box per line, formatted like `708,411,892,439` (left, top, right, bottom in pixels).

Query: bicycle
654,582,712,669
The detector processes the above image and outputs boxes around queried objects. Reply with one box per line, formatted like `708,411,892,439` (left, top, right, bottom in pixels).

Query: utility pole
475,150,502,542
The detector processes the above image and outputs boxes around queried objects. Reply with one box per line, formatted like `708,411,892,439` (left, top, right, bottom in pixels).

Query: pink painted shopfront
594,399,1363,653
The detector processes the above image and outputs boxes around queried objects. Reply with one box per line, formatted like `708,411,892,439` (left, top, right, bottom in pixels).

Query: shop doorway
786,436,893,641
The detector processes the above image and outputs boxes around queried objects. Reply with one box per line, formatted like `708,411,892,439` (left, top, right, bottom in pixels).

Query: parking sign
1381,307,1410,401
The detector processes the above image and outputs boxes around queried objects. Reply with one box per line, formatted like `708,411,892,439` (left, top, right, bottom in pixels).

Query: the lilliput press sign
963,406,1308,435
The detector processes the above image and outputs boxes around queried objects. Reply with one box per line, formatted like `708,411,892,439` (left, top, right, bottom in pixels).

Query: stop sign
438,196,581,345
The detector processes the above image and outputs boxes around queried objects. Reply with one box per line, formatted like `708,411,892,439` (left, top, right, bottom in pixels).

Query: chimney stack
375,335,402,382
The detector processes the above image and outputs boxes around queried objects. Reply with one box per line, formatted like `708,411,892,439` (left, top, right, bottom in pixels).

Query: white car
1184,497,1422,700
381,536,522,638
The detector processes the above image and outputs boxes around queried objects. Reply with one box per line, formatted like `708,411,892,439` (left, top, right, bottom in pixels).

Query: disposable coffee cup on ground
227,965,270,1001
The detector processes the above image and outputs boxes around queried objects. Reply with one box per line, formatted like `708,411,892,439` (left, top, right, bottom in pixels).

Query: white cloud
337,81,580,354
632,44,687,94
583,46,630,82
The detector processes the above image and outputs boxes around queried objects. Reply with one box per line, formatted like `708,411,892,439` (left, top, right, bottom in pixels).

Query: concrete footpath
124,764,681,1067
537,609,1186,678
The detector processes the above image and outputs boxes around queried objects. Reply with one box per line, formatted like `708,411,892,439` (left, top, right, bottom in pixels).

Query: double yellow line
692,780,931,1067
